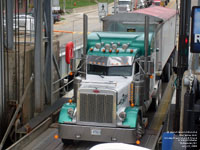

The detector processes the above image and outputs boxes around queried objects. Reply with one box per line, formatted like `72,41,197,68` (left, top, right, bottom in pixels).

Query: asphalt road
53,3,114,49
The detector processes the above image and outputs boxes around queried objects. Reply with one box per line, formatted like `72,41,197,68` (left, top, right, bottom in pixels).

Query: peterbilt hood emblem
80,80,117,90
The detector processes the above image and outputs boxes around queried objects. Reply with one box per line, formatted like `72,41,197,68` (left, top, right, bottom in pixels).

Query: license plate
91,129,101,135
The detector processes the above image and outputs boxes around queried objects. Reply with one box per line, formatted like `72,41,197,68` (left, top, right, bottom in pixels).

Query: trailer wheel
150,81,162,111
62,139,73,145
162,63,170,82
169,58,174,75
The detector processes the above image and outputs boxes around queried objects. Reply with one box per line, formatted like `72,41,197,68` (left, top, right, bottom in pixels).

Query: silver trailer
102,6,177,79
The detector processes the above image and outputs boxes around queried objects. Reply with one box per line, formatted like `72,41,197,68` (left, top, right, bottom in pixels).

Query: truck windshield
118,1,131,5
87,65,132,76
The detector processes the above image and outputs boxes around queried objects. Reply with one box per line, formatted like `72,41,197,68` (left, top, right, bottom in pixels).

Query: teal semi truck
58,6,176,144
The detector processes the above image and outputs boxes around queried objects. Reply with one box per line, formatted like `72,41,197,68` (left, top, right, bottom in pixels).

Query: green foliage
59,0,114,9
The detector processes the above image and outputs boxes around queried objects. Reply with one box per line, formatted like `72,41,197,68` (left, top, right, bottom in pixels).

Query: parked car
13,14,34,29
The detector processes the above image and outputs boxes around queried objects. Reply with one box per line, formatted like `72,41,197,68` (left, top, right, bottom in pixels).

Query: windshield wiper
121,75,127,79
99,75,104,78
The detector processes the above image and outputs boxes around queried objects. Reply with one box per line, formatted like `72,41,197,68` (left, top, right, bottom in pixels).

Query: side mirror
70,58,76,73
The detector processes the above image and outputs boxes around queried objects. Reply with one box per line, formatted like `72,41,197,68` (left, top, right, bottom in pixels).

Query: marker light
131,103,134,107
68,99,73,103
136,140,141,145
102,49,106,53
54,134,59,139
116,49,119,53
90,48,93,51
130,49,134,53
109,49,112,53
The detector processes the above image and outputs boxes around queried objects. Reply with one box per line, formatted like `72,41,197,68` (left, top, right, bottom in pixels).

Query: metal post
5,0,13,49
114,0,117,14
34,0,44,113
44,0,53,104
63,0,66,13
144,16,149,62
82,14,88,79
0,0,5,140
144,16,150,101
175,0,191,131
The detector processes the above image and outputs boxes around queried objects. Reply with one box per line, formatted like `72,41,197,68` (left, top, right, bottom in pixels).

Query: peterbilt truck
58,6,176,144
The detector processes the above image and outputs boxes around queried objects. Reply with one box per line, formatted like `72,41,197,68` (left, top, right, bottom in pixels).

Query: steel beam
44,0,53,104
82,14,88,79
0,0,5,139
175,0,191,131
34,0,44,113
5,0,13,49
144,16,150,101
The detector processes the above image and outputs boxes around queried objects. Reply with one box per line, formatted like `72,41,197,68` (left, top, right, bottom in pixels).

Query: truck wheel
136,116,144,139
162,63,170,82
62,139,73,145
150,97,159,111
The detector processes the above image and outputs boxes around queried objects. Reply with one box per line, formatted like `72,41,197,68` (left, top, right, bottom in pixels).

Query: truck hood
81,74,132,93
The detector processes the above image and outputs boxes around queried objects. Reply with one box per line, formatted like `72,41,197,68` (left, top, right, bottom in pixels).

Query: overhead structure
0,0,5,140
175,0,191,131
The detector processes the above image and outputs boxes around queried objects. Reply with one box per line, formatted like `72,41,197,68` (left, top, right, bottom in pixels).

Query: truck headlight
119,111,126,121
67,108,74,119
122,44,128,50
95,43,101,49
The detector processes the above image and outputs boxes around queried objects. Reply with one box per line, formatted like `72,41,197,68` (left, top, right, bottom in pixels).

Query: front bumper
59,124,137,144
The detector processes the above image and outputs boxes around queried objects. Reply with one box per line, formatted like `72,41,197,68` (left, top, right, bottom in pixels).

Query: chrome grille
79,93,114,123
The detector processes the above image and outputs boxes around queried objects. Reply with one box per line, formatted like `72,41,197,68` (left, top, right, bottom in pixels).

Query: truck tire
150,97,159,111
62,139,73,145
136,115,144,139
162,63,170,82
150,81,162,111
